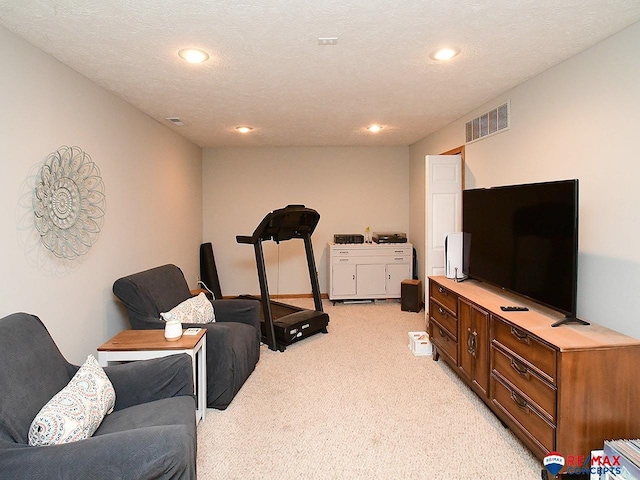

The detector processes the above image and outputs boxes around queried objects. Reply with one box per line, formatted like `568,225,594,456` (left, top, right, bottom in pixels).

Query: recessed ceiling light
236,126,253,133
367,124,383,133
318,37,338,46
178,48,210,64
430,47,461,61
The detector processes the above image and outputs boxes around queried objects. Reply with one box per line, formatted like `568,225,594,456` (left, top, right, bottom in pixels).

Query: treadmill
236,205,329,352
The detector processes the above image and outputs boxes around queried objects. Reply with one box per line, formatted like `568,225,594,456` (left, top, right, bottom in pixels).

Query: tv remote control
500,306,529,312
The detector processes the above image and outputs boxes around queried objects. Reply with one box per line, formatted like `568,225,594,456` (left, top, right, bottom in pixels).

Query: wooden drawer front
492,375,555,453
429,319,458,364
430,282,458,315
429,300,457,339
492,317,557,384
492,346,556,422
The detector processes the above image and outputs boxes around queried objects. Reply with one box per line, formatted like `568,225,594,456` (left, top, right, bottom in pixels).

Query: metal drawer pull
438,287,446,295
472,331,478,357
510,391,528,410
510,326,531,345
438,328,447,339
438,307,447,318
510,358,530,378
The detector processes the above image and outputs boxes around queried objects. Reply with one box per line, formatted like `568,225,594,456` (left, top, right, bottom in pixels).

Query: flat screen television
462,179,585,326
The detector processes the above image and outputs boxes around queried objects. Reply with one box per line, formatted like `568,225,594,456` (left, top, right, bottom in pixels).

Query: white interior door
425,155,462,278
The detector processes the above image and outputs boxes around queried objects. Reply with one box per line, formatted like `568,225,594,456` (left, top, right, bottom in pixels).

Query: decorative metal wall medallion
32,146,106,259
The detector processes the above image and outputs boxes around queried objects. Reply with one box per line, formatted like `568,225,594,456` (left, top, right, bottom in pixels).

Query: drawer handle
438,328,448,340
438,307,448,318
510,391,529,410
510,327,531,345
438,286,447,295
510,358,531,379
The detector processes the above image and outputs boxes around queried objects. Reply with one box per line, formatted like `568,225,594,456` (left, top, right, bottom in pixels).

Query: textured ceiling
1,1,639,147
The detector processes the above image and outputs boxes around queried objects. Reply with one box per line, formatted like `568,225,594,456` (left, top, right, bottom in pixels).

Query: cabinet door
458,301,473,382
386,263,411,297
471,306,489,397
356,264,386,296
458,299,489,398
332,264,356,296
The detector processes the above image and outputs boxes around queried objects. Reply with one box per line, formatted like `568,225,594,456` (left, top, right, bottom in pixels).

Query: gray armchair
0,312,196,480
113,264,260,410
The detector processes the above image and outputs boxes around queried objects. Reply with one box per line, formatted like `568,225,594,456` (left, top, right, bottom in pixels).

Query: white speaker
444,232,466,280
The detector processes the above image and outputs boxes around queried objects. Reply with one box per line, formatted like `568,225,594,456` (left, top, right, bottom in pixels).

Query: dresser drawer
429,318,458,364
492,375,555,453
492,346,556,422
332,255,411,265
331,246,412,257
429,300,457,339
430,281,458,315
492,316,557,384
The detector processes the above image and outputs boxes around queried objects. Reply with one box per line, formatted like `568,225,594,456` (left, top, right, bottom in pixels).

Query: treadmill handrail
236,235,253,244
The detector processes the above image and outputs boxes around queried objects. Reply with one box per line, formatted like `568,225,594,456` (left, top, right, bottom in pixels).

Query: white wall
202,146,409,296
409,21,640,338
0,26,203,364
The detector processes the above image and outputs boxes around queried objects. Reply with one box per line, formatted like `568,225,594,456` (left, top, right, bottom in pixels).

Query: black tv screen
462,179,578,317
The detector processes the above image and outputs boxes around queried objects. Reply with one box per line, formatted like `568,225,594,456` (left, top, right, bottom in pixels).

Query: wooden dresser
428,276,640,463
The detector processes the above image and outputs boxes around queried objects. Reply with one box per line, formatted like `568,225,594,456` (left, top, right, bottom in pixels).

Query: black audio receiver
333,234,364,244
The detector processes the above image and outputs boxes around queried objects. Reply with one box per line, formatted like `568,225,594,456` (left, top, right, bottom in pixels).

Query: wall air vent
465,101,510,144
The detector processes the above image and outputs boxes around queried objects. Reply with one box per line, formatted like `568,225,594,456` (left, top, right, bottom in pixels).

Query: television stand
427,275,640,469
551,315,590,327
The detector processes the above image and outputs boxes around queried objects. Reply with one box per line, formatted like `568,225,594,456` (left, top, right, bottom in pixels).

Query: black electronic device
236,205,329,351
334,234,364,244
372,232,407,243
500,306,529,312
462,179,588,327
401,280,422,312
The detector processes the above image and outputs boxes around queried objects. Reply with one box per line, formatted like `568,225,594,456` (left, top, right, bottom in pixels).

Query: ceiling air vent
465,101,510,144
165,117,185,126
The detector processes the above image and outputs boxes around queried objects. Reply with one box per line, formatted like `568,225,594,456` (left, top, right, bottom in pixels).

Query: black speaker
401,279,422,312
200,242,223,299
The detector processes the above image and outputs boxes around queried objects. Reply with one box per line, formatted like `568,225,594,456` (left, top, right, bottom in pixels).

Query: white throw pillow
28,354,116,446
162,292,215,324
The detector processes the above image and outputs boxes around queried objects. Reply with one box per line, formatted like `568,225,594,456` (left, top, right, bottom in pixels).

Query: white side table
97,328,207,423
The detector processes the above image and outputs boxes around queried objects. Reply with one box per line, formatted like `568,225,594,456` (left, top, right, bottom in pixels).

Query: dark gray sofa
113,264,261,409
0,312,197,480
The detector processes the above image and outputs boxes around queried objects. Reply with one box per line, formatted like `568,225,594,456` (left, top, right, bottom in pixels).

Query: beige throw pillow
28,354,116,446
162,292,215,324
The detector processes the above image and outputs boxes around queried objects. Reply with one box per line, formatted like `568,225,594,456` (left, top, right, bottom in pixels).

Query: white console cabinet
328,243,413,301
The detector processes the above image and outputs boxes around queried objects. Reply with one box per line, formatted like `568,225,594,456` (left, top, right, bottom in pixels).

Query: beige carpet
197,299,541,479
